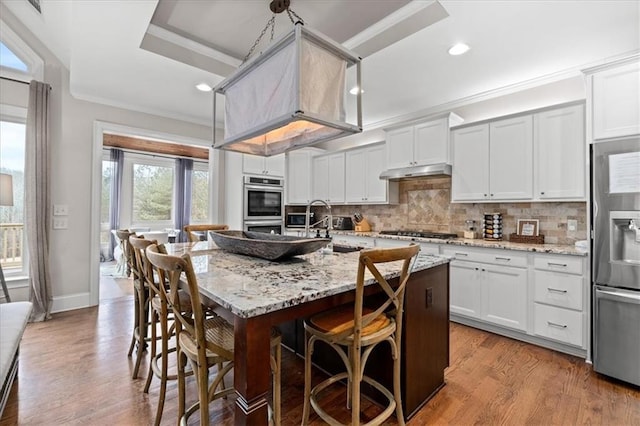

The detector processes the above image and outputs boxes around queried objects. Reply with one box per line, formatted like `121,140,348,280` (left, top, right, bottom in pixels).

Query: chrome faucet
305,199,332,238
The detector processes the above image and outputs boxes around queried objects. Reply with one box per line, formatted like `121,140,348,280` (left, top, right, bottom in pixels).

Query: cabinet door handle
495,256,511,261
547,287,568,294
547,321,567,329
484,194,488,197
548,262,567,268
540,191,545,195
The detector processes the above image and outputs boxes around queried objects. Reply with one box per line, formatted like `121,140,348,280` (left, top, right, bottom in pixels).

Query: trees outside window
190,163,209,223
132,163,173,221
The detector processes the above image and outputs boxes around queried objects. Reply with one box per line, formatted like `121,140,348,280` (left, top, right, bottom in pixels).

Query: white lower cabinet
449,258,527,331
533,304,583,347
445,246,587,355
449,261,482,318
532,253,586,348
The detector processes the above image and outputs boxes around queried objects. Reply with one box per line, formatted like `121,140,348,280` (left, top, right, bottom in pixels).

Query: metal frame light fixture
212,8,362,157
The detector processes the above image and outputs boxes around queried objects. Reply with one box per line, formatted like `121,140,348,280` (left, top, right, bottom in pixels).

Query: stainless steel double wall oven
243,176,284,234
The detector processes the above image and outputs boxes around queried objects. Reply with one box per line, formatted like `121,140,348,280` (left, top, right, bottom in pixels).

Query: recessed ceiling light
196,83,212,92
349,86,364,95
448,43,470,56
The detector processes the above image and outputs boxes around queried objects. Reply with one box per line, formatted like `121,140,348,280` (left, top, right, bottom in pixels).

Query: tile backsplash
325,177,587,245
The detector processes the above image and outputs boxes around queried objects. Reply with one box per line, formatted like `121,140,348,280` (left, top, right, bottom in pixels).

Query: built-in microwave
286,212,314,228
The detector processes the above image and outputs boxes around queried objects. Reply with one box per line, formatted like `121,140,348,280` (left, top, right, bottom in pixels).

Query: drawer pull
495,256,511,261
454,252,468,256
548,262,568,268
547,321,567,329
547,287,568,294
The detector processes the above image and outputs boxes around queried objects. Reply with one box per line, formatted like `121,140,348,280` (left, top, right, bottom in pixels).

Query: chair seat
308,305,392,338
151,290,192,313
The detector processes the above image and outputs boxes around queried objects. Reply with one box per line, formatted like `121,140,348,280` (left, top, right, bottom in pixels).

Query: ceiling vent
27,0,41,14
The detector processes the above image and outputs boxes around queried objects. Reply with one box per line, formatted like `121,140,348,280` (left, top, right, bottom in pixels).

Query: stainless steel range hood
379,163,451,180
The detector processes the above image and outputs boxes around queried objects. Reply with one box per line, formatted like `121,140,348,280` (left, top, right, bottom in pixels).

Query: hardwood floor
2,285,639,425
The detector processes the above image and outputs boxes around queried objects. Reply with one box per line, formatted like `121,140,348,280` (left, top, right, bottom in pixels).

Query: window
0,119,27,277
0,20,44,81
0,41,28,72
190,162,209,223
132,163,174,222
120,154,176,229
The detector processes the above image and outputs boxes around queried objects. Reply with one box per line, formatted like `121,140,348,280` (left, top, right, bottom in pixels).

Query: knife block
355,219,371,232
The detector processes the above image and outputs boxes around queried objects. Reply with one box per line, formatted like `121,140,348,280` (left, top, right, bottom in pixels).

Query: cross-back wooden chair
302,244,420,426
145,244,282,425
183,224,229,242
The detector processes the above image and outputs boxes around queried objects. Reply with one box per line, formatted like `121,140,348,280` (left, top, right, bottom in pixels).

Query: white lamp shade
0,173,13,206
214,24,362,157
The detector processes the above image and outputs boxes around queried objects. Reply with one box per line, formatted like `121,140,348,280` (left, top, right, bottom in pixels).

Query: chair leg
177,346,187,424
197,359,210,426
143,308,159,392
272,341,281,426
128,288,139,357
393,342,405,426
346,345,352,410
132,286,148,379
301,333,313,426
153,311,170,426
351,345,361,426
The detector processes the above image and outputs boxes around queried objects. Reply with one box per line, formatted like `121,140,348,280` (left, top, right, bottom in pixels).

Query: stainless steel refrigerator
591,138,640,386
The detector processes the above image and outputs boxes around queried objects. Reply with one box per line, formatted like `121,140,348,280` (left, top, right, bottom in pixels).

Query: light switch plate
53,217,68,229
53,204,69,216
567,219,577,232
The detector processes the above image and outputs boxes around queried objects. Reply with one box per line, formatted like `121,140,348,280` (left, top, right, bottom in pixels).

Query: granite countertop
328,230,588,257
189,249,449,319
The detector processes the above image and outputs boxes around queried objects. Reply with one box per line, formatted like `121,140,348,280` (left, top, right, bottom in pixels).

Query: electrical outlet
53,217,68,229
53,204,69,216
568,219,577,232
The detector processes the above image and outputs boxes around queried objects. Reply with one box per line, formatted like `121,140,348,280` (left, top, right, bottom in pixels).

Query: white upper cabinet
345,143,398,204
286,150,316,205
534,104,585,200
488,115,533,200
385,113,463,169
452,103,584,202
451,124,490,201
243,153,285,177
312,152,345,203
592,60,640,140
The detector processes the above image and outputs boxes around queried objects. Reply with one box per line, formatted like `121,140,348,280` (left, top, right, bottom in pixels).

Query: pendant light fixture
212,0,362,157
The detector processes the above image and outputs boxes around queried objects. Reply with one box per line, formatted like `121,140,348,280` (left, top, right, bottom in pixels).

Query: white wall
0,5,213,311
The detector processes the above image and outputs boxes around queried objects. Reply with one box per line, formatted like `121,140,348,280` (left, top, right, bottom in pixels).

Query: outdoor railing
0,223,23,268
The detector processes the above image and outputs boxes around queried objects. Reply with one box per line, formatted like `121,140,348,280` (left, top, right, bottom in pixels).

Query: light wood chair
301,244,420,426
115,229,144,371
129,236,190,425
145,244,282,426
127,233,152,379
183,224,229,242
114,229,134,277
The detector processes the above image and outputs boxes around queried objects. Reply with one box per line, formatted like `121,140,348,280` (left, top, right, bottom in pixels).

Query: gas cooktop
379,230,458,239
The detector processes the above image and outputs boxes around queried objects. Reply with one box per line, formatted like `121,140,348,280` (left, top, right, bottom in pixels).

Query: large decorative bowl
209,230,331,261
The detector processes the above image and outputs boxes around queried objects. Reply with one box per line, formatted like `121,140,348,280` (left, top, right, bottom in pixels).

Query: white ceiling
3,0,639,131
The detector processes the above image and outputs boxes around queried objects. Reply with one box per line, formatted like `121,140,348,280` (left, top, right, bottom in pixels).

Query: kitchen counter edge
326,230,588,257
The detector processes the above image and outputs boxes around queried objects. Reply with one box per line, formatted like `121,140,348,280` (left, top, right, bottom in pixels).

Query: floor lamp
0,173,13,302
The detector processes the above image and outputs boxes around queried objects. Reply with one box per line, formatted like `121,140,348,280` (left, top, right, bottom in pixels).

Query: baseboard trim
51,292,93,313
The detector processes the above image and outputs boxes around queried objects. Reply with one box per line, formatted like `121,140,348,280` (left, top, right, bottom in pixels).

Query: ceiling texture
3,0,640,133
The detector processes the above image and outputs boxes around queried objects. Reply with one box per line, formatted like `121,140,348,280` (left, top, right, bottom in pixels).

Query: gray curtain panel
107,148,124,260
25,80,52,322
174,158,193,242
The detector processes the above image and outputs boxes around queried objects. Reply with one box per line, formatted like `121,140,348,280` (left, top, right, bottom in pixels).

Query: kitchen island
186,247,450,425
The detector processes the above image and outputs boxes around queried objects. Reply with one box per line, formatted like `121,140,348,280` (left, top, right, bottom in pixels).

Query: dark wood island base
280,263,450,420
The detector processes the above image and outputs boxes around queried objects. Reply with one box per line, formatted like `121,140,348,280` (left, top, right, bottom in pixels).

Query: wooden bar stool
126,233,153,379
302,244,420,426
145,244,282,425
183,224,228,242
